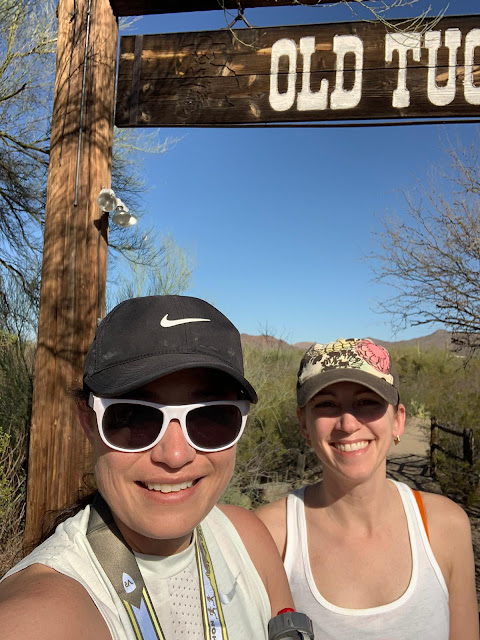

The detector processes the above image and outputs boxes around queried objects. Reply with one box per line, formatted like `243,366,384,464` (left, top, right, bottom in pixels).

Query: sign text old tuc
116,15,480,126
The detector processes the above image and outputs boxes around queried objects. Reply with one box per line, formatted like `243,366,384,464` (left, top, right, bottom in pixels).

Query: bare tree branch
369,133,480,355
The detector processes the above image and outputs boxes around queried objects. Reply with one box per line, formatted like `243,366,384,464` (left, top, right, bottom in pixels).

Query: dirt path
387,417,480,609
388,416,430,458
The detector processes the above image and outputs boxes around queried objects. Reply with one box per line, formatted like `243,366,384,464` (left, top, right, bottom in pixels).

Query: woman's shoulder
418,490,473,581
255,496,288,522
419,491,478,639
394,482,471,537
0,564,110,640
217,503,294,615
255,490,302,559
419,490,471,534
217,502,283,548
255,484,308,518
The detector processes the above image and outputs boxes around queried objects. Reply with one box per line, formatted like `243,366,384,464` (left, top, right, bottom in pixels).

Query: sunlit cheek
210,449,236,489
92,455,114,495
93,448,133,497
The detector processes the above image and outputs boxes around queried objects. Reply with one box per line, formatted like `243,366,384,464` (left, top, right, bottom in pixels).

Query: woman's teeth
333,441,369,452
145,481,193,493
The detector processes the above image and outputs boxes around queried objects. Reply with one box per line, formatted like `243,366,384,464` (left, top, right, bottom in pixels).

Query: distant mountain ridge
241,329,457,352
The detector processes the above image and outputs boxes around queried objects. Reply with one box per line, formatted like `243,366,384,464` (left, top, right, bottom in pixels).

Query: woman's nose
149,420,196,467
338,410,362,434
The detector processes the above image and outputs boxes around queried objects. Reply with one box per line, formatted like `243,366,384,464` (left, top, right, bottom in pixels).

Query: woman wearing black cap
257,338,478,640
0,296,295,640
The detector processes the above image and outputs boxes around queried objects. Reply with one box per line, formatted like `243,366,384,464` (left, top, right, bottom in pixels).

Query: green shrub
392,346,480,431
391,346,480,506
0,331,34,441
226,344,304,507
433,452,480,507
0,332,33,574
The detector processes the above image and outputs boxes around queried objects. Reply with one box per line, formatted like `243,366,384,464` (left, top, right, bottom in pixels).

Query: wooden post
430,417,439,478
463,428,474,466
25,0,118,545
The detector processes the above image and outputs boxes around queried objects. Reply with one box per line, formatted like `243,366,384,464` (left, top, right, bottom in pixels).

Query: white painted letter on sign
269,38,297,111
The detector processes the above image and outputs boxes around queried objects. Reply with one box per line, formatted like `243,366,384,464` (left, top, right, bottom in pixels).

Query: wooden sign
116,16,480,126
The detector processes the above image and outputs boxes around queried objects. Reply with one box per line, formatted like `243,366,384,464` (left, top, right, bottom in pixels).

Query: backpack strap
412,490,430,542
87,493,229,640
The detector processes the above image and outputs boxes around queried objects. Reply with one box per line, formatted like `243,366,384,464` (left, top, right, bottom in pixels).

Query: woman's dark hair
33,475,98,549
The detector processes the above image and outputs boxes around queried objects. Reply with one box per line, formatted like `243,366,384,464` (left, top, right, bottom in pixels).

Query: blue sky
116,1,479,345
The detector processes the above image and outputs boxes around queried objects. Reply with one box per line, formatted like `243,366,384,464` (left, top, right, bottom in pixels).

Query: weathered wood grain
25,0,117,544
116,16,480,126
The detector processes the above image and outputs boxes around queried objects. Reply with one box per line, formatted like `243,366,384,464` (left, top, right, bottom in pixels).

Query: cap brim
297,369,398,407
84,352,258,404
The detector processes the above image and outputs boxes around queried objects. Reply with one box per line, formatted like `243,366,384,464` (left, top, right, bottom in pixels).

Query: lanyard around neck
86,494,229,640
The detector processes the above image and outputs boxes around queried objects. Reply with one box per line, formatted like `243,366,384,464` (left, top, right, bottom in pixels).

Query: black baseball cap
83,295,257,403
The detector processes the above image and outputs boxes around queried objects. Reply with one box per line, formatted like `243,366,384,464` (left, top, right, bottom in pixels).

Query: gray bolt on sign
116,15,480,127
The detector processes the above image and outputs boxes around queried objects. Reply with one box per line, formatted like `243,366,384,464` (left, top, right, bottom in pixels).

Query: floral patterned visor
296,338,399,407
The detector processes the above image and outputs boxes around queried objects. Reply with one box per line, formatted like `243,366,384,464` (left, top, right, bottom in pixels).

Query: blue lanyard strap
86,494,229,640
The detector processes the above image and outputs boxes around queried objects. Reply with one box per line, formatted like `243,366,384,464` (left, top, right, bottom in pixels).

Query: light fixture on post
112,199,138,227
97,188,138,227
97,188,117,213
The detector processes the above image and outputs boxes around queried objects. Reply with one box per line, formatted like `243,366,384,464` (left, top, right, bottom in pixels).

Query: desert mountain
241,329,459,352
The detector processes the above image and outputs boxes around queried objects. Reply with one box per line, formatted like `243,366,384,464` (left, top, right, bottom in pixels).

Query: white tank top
2,505,270,640
284,480,449,640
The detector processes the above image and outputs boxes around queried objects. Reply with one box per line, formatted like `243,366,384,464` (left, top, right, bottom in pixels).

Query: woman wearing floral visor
257,338,478,640
0,295,297,640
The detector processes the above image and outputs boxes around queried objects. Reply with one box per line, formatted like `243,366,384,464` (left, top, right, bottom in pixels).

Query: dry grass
0,429,27,577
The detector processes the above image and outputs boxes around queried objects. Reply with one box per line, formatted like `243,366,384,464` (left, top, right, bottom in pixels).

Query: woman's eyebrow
311,392,335,401
354,389,379,396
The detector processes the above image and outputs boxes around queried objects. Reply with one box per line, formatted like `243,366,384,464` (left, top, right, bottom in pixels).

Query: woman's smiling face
82,368,241,556
299,381,405,484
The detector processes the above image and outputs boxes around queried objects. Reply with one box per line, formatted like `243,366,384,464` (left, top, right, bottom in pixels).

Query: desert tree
107,233,195,309
0,1,56,295
370,133,480,355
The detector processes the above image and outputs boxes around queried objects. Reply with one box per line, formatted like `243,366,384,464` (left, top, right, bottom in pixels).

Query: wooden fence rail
430,417,475,478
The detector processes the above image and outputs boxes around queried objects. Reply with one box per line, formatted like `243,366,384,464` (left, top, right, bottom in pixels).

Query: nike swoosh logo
219,573,239,604
160,314,211,328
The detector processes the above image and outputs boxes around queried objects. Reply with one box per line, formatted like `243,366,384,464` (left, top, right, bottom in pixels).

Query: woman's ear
393,403,406,440
76,396,96,444
297,407,311,446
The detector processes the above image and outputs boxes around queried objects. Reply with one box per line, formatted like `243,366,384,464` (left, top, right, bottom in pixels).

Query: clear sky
117,0,479,345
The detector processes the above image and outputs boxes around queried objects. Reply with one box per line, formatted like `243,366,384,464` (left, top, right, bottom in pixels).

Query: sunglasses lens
103,403,164,450
186,404,243,450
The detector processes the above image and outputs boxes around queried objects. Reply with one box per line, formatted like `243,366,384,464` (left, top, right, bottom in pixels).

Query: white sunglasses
89,395,250,453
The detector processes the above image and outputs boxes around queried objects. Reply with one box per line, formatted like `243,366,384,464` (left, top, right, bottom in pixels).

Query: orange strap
413,490,430,542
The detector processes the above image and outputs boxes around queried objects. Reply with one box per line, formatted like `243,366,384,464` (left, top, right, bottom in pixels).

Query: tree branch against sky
0,1,55,295
219,0,442,34
0,2,186,320
369,133,480,354
337,0,442,30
